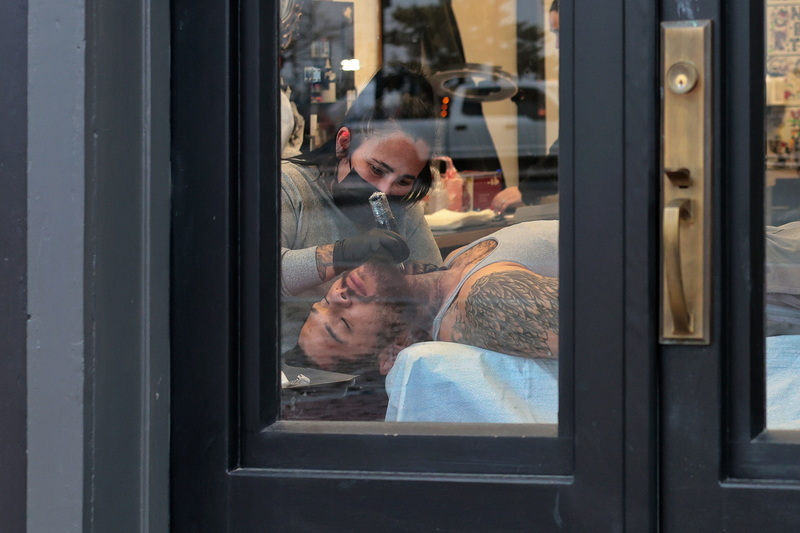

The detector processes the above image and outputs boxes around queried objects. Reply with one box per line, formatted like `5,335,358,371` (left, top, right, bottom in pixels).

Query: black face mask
331,166,381,225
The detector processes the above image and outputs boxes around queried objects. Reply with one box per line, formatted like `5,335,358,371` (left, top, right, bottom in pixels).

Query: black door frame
170,0,660,530
0,1,28,530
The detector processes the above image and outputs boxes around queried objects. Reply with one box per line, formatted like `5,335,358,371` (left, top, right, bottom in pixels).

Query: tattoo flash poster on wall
766,2,800,162
767,2,800,78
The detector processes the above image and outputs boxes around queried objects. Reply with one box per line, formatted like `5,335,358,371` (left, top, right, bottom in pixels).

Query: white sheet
424,209,497,231
767,335,800,429
385,342,558,423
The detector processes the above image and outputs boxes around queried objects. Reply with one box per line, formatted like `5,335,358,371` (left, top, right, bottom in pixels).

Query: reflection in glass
279,0,560,423
765,0,800,429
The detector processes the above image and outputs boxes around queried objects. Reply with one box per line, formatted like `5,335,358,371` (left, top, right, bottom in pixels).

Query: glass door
171,0,641,530
169,0,800,530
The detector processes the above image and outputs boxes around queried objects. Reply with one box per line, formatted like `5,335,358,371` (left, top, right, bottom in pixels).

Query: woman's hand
332,229,410,274
491,186,525,214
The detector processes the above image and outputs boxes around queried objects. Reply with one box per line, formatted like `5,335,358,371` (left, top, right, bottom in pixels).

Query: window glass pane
279,0,560,423
765,0,800,429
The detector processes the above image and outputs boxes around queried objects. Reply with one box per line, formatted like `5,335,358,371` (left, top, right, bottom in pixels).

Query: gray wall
24,0,171,531
27,0,88,528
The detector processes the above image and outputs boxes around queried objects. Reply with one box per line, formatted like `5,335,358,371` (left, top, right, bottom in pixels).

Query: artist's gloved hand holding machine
331,227,409,274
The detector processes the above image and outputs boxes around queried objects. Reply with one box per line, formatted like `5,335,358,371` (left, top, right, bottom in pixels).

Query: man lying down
294,220,559,375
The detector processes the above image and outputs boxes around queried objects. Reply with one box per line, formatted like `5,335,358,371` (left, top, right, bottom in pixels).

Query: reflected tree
516,21,545,79
382,5,465,71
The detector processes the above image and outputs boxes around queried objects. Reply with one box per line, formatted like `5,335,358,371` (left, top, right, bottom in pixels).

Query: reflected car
441,77,559,176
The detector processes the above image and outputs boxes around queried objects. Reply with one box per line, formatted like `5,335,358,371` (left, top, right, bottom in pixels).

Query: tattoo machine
369,191,404,271
369,192,398,232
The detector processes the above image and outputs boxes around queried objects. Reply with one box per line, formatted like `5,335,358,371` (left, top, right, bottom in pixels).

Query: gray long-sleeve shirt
280,160,442,351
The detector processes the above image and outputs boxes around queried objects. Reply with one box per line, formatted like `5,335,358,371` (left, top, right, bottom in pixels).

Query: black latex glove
332,229,410,274
403,260,441,275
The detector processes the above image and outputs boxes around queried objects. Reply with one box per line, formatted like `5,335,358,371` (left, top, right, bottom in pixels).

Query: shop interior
279,0,562,421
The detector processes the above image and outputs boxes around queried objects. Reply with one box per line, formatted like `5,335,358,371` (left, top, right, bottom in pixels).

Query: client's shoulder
437,263,559,359
456,262,558,314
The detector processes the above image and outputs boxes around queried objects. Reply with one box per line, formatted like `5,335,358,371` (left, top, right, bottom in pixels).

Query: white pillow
385,341,558,424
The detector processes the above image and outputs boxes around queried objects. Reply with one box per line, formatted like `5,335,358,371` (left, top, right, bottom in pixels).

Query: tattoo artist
280,66,443,352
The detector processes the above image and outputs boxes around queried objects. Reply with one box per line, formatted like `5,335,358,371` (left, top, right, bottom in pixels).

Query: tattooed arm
439,264,559,359
314,243,336,282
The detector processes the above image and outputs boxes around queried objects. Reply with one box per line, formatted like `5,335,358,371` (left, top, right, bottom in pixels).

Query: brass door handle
660,21,711,343
663,198,692,334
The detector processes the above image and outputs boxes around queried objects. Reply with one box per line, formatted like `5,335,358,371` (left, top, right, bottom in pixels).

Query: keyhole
666,62,698,94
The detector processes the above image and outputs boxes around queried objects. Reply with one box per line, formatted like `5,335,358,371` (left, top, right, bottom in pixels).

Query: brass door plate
660,21,712,344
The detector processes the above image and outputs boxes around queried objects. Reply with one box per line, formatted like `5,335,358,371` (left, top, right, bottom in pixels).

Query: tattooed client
295,221,559,375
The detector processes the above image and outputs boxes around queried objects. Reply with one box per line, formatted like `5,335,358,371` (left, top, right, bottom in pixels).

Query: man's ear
378,346,398,375
378,335,413,375
335,127,351,158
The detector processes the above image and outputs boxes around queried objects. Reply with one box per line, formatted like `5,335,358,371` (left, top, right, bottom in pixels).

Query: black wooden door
169,0,800,531
657,0,800,530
